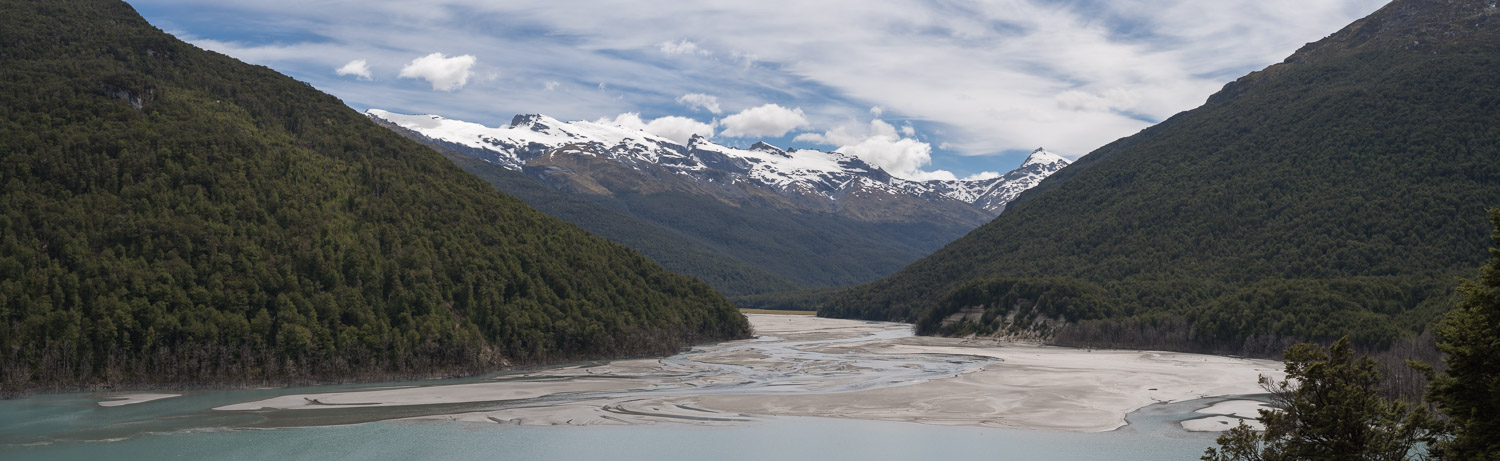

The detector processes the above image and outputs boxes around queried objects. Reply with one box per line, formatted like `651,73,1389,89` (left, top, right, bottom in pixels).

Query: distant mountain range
821,0,1500,356
369,110,1068,216
370,110,1069,296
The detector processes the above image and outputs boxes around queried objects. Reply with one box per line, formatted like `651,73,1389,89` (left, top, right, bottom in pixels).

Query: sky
127,0,1388,180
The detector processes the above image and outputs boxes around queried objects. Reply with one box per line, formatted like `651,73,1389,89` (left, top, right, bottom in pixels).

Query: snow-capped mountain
366,109,1069,218
931,148,1072,213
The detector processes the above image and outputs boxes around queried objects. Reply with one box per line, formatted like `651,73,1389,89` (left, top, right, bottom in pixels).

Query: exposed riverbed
1,315,1282,459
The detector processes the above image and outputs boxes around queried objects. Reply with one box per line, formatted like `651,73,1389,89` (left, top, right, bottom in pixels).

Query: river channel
1,315,1282,460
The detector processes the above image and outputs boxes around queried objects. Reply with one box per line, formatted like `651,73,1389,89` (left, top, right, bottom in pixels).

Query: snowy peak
948,148,1071,213
366,109,462,131
1021,148,1069,168
367,108,1068,216
749,141,790,158
510,114,553,131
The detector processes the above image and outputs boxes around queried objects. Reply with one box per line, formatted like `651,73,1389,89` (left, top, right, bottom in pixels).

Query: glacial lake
1,316,1274,460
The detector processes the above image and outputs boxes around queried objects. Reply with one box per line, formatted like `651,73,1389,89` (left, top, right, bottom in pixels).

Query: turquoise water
1,318,1261,460
0,387,1239,460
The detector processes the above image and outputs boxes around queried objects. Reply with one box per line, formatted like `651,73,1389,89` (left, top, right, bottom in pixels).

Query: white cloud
799,117,954,181
676,93,722,114
900,124,916,137
1055,88,1142,113
335,59,372,80
869,119,899,138
600,113,649,130
794,124,863,146
398,52,476,91
544,80,560,91
659,40,710,56
719,104,809,138
834,135,933,176
962,171,1001,181
730,50,759,69
833,133,954,181
644,116,715,144
868,106,883,117
796,119,898,146
156,0,1389,170
599,113,714,144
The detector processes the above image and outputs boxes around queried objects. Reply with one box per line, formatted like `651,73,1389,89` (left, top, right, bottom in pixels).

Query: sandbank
97,393,180,407
215,315,1283,433
1181,399,1270,432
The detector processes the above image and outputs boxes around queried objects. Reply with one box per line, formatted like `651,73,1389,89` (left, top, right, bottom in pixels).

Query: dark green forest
726,287,843,311
0,0,749,394
822,0,1500,357
1206,212,1500,459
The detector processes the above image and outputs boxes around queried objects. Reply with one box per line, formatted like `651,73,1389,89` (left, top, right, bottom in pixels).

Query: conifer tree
1203,337,1428,461
1423,208,1500,459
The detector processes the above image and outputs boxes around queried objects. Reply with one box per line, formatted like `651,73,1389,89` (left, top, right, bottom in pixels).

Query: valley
214,314,1279,432
369,110,1070,297
0,315,1280,459
4,0,1499,458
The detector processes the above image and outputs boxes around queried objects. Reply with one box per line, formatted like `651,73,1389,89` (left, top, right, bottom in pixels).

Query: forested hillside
0,0,749,394
380,124,801,297
822,0,1500,356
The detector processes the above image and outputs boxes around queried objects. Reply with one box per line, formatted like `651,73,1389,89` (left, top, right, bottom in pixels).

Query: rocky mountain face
930,149,1071,213
367,110,1068,224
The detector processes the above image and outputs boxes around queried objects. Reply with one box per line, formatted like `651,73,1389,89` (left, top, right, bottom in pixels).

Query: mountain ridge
382,118,971,291
370,116,805,296
820,0,1500,356
367,109,1070,218
370,109,1072,294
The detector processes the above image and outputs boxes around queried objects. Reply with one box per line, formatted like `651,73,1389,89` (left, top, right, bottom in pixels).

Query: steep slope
822,0,1500,356
437,139,937,288
375,119,801,296
0,0,749,393
371,110,1070,290
970,149,1072,212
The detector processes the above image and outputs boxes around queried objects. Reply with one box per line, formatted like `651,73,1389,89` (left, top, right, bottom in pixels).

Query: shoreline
0,343,751,401
210,315,1281,433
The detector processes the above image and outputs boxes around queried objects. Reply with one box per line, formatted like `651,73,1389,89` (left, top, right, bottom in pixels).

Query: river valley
1,314,1282,460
